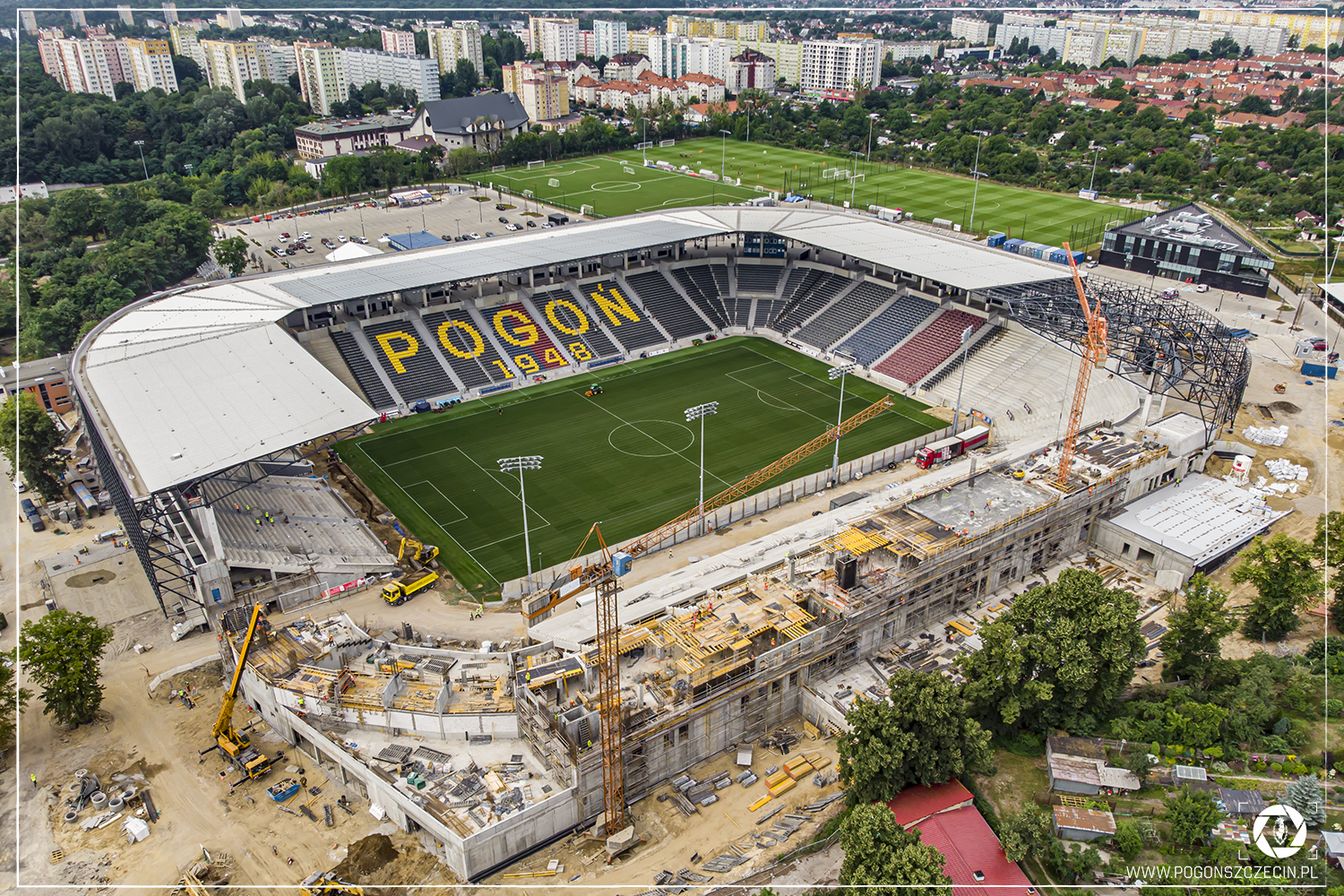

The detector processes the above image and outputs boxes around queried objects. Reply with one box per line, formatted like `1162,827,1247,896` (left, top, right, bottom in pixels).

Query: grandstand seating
362,318,458,401
671,265,730,329
923,327,1002,390
874,309,986,385
484,302,569,370
736,265,782,294
581,280,666,352
531,288,621,360
793,281,897,351
421,308,515,387
331,330,395,409
836,296,938,366
623,272,710,340
771,268,852,333
752,299,786,329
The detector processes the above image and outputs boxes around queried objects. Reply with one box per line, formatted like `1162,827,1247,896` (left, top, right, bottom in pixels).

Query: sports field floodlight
866,112,880,162
498,455,543,584
968,129,989,234
719,129,732,183
828,362,856,481
952,325,975,435
684,401,720,537
133,139,148,179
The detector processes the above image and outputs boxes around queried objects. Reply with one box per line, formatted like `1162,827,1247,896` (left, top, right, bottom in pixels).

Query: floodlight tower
828,361,856,481
498,455,543,586
684,401,720,537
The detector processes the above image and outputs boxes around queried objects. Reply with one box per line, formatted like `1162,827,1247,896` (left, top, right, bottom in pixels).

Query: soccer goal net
622,165,637,175
526,159,546,170
490,164,506,173
659,138,676,148
580,204,594,216
821,167,848,181
634,141,653,150
547,178,561,188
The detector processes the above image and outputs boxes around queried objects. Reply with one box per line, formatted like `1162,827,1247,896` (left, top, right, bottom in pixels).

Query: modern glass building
1100,203,1274,297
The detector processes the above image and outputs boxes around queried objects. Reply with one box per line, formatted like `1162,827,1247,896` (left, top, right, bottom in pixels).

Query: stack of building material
783,756,813,780
1243,424,1288,446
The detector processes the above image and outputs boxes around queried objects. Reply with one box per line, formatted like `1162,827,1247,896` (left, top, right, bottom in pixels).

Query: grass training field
472,137,1141,248
339,338,943,597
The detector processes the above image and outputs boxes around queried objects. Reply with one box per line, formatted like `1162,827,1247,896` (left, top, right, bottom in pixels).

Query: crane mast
1056,243,1109,488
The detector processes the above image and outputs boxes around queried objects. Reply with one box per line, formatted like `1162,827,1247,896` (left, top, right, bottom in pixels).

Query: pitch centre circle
607,420,695,457
590,180,642,193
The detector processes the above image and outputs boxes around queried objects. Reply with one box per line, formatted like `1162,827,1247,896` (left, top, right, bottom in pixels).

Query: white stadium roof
75,206,1068,500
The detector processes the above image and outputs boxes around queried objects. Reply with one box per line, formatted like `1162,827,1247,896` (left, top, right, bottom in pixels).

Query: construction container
1301,361,1338,379
987,232,1007,248
1003,238,1025,254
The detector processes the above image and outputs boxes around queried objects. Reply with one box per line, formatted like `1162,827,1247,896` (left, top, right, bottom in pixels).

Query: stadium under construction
71,205,1260,879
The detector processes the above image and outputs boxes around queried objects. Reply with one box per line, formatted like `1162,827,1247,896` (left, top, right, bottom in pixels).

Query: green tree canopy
0,392,65,502
1164,786,1222,848
19,610,114,727
998,804,1054,863
839,803,951,895
1162,574,1235,685
960,569,1144,733
0,650,31,753
1234,534,1321,640
839,669,993,804
213,236,249,277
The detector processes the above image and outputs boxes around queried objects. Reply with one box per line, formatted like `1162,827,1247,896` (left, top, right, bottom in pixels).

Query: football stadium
73,201,1254,879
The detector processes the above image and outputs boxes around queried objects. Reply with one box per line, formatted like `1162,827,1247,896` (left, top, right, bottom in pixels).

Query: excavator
201,603,278,786
299,871,364,896
382,536,441,606
396,535,439,568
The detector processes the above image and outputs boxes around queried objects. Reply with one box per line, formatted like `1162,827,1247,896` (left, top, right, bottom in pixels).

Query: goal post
491,164,506,173
580,204,594,216
547,177,560,188
659,138,676,148
526,159,546,170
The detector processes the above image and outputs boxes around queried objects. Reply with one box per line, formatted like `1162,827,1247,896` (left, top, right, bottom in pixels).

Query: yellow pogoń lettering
493,308,540,348
374,331,419,375
436,319,485,360
544,298,591,336
589,284,641,328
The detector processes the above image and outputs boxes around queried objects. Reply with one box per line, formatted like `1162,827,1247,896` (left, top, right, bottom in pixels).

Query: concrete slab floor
908,471,1053,533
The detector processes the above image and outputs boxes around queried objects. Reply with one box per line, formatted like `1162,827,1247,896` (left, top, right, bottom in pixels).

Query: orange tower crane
1055,243,1109,488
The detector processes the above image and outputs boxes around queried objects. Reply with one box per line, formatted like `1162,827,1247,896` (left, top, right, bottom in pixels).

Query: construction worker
29,773,37,789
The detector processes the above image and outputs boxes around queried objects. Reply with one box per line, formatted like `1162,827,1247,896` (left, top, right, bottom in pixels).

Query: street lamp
641,117,648,165
1087,146,1101,193
866,112,879,163
133,139,148,179
951,325,974,435
184,162,194,178
719,128,732,183
968,130,988,234
827,362,855,481
684,401,719,537
849,172,865,210
498,455,543,586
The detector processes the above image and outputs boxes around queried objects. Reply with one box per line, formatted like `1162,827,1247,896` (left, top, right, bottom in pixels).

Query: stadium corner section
334,337,943,602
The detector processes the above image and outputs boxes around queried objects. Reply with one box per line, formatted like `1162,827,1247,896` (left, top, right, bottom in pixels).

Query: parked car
300,231,311,240
484,231,495,238
278,234,289,242
355,236,368,244
338,234,349,243
505,223,520,231
1195,283,1209,293
498,216,509,224
525,219,537,228
321,238,335,249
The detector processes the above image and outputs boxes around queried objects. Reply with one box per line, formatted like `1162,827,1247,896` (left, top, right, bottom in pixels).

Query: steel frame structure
982,276,1250,440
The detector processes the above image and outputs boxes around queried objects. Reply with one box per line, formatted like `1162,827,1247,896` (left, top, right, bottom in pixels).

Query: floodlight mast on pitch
498,455,543,586
684,401,719,537
828,361,856,481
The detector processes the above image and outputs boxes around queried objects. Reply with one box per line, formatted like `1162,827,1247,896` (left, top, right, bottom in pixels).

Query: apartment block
1198,9,1342,49
169,23,207,70
39,34,130,97
666,15,767,42
531,16,579,62
342,48,439,104
800,39,881,93
951,16,993,45
728,48,776,93
502,60,570,121
593,19,629,58
199,38,294,100
124,38,179,93
294,113,418,160
294,41,348,116
426,22,484,81
380,28,417,56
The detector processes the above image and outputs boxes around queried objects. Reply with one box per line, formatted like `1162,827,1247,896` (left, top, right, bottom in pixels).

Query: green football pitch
471,137,1141,248
339,338,943,597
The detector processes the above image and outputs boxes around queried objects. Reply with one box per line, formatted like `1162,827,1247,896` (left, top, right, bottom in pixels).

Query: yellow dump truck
381,570,438,606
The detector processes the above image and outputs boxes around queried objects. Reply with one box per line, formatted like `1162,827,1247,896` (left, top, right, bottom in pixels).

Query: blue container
1003,238,1024,254
987,232,1007,248
1070,250,1086,264
1301,361,1338,379
613,551,633,576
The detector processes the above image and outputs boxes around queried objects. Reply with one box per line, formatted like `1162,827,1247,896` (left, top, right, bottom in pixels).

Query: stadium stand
362,317,459,401
793,280,897,351
303,330,369,401
771,268,853,333
579,280,666,352
711,265,730,297
422,308,514,387
625,271,713,340
484,302,570,370
331,329,395,409
530,288,621,360
671,265,730,329
923,327,1002,390
836,296,939,366
736,265,782,294
204,477,392,575
874,309,986,385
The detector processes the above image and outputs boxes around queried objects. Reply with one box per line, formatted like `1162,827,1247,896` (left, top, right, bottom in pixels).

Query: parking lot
224,186,585,274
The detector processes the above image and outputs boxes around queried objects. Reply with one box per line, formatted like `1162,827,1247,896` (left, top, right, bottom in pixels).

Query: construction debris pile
1242,424,1289,447
369,745,550,836
59,768,158,842
1264,458,1310,482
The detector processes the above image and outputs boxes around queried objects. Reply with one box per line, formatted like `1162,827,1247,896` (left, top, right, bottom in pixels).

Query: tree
1114,819,1144,860
213,236,249,277
1315,512,1342,625
998,805,1054,863
839,803,951,895
1162,574,1235,685
960,569,1144,733
1164,787,1221,848
838,669,992,804
0,393,66,501
1234,534,1321,640
0,650,31,754
18,610,114,727
1284,775,1325,828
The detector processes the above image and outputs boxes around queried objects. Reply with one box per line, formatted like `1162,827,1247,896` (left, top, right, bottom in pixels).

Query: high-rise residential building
426,22,484,81
169,23,207,70
628,30,654,56
996,14,1288,65
728,48,775,94
342,48,439,104
648,35,692,79
502,60,570,121
258,41,297,83
593,20,629,58
223,6,244,30
20,10,37,33
294,41,348,115
200,39,290,100
70,9,87,28
534,16,577,62
161,3,178,25
950,16,992,45
124,38,179,93
800,39,881,93
117,5,134,26
380,28,416,56
39,33,131,97
1197,9,1342,49
666,15,767,41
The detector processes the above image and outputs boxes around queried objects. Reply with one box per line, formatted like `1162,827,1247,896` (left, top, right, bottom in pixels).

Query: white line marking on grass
725,367,832,426
571,390,735,490
409,480,468,525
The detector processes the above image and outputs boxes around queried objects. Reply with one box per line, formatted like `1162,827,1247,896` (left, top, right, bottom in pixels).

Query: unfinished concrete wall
459,788,581,880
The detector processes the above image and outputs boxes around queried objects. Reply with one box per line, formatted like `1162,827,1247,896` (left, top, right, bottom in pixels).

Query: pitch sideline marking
408,480,468,526
570,390,735,490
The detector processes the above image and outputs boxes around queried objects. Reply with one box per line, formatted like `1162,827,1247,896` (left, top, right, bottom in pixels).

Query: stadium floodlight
968,130,989,234
828,361,856,481
498,455,543,584
133,139,148,179
684,401,720,537
719,129,732,183
866,112,879,162
952,325,975,435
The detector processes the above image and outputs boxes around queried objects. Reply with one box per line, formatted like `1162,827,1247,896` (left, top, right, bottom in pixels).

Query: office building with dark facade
1100,203,1274,297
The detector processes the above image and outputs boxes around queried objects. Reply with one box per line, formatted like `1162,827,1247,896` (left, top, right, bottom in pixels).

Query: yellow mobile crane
201,603,278,785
